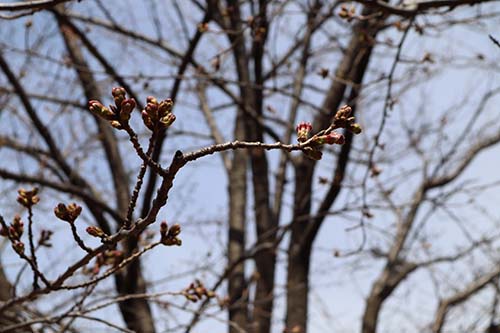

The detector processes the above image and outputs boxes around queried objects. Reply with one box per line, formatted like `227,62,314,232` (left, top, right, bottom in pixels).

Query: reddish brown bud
55,203,82,223
145,102,159,119
12,241,24,255
146,96,158,105
12,215,24,238
120,98,136,121
112,87,126,98
142,111,154,131
160,221,168,236
336,105,352,119
67,203,82,220
167,224,181,237
324,132,345,145
86,226,105,238
112,87,127,107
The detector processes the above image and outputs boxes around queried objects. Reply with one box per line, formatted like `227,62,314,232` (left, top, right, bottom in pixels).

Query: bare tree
0,0,500,333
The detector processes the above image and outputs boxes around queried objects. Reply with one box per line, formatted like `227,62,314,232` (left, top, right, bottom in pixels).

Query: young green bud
158,99,174,117
159,113,176,128
349,123,362,134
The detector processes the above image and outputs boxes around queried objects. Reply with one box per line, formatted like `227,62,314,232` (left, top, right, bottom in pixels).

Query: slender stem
27,206,39,290
126,131,157,227
69,222,92,253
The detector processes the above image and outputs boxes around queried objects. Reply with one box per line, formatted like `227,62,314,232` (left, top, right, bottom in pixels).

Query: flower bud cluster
54,203,82,223
159,221,182,246
296,105,362,160
141,97,176,131
88,87,137,130
182,280,215,303
17,187,40,208
332,105,362,134
0,215,24,240
0,215,25,255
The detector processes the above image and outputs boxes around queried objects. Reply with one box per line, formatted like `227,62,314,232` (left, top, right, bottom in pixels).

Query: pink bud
296,122,313,142
323,132,345,145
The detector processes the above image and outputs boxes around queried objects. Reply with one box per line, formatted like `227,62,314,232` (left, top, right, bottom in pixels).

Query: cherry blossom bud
159,113,176,128
142,111,154,131
168,224,181,237
109,120,123,130
120,98,136,121
158,99,173,117
12,215,24,237
55,203,82,223
112,87,127,107
88,100,115,120
336,105,352,118
12,241,24,255
296,122,312,142
146,96,158,105
324,132,345,145
86,226,105,238
160,221,168,237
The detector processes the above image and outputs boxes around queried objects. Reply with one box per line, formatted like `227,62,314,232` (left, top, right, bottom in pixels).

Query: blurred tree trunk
286,10,383,333
228,109,249,333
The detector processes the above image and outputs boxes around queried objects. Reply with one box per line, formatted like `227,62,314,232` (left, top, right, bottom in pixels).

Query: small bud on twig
296,122,312,143
17,188,40,208
86,226,107,238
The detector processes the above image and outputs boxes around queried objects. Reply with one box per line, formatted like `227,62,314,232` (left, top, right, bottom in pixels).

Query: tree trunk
228,109,249,333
